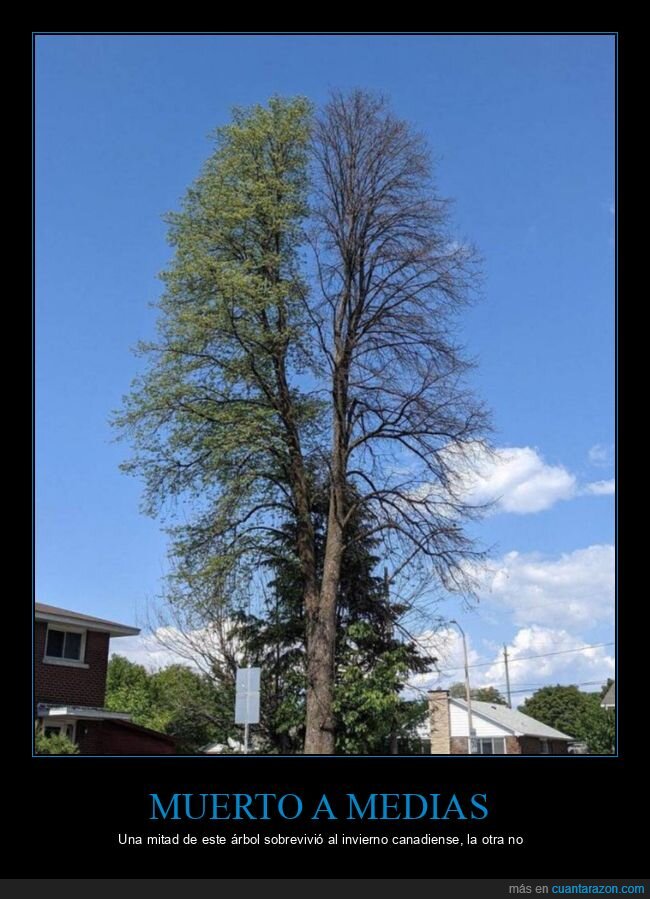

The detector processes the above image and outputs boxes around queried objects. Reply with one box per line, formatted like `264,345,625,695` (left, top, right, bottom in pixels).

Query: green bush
35,730,79,755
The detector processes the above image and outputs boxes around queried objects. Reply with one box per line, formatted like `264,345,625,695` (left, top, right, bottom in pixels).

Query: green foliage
578,693,615,754
114,96,322,751
35,730,79,755
449,683,508,705
235,592,306,753
151,664,234,754
520,685,586,738
114,94,487,753
236,483,432,754
106,654,235,753
105,654,161,728
114,95,316,597
334,626,428,754
520,684,615,754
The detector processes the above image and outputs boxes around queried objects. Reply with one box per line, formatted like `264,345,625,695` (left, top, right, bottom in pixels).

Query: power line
471,677,612,692
406,677,612,700
507,679,609,695
439,641,614,673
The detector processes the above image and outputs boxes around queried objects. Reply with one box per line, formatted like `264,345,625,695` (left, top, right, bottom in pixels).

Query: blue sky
35,34,615,701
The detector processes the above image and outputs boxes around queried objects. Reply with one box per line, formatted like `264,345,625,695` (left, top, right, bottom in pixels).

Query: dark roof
35,602,139,636
601,682,615,708
103,718,176,746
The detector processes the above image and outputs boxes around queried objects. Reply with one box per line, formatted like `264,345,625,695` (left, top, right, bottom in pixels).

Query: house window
43,723,76,741
45,627,84,662
540,739,550,754
471,737,507,755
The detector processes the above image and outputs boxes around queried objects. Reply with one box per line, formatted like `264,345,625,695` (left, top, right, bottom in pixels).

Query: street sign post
235,667,260,754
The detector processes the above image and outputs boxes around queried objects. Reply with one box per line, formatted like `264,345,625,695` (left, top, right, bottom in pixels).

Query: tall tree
116,92,489,754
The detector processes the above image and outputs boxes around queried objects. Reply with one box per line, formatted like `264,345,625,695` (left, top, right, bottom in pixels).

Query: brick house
35,602,175,755
428,690,573,755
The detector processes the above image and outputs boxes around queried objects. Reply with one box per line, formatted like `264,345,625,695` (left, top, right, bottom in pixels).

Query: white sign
235,667,261,725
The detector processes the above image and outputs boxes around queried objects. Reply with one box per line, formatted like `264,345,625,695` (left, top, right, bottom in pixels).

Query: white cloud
588,443,613,467
583,479,615,496
406,626,481,697
443,444,615,515
114,620,246,673
475,626,615,707
409,624,614,708
456,445,577,514
475,544,614,629
112,628,196,670
407,545,615,700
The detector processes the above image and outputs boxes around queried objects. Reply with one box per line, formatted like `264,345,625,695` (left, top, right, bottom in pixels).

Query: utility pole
451,620,474,754
503,644,512,709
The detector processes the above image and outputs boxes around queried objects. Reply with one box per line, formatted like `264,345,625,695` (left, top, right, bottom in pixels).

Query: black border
28,31,632,879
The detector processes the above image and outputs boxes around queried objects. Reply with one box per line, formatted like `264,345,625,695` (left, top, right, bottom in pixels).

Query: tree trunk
271,347,334,754
304,482,343,754
303,367,348,754
304,580,337,754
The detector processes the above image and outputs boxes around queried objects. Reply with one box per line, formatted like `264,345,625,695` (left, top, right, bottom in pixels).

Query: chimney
428,690,451,754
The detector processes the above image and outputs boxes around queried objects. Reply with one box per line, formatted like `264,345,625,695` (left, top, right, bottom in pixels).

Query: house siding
35,621,109,708
449,702,511,737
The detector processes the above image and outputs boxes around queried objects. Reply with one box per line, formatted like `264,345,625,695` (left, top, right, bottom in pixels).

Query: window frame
43,625,88,667
471,737,507,755
42,721,77,742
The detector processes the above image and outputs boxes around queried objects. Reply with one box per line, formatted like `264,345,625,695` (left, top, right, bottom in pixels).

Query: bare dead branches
310,89,491,601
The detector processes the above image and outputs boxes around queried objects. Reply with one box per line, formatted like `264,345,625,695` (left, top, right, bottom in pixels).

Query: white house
428,690,573,755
